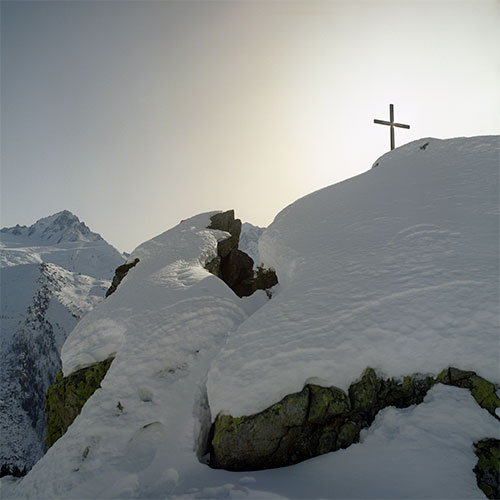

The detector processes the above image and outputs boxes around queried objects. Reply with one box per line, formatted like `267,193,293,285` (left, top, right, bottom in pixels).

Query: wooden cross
374,104,410,150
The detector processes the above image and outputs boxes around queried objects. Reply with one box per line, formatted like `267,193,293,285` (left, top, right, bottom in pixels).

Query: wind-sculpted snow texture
208,136,499,419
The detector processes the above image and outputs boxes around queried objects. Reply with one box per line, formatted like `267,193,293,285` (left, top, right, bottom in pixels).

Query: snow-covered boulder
208,136,499,420
207,136,499,474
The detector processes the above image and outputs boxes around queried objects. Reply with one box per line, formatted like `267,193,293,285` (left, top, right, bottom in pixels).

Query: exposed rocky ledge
105,258,140,298
45,357,114,448
205,210,277,297
209,366,499,488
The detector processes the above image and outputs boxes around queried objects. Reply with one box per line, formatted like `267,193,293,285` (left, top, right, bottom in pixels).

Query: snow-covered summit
1,210,102,245
1,210,124,279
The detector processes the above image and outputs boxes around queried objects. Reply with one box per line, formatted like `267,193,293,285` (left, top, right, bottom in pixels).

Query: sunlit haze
1,0,499,252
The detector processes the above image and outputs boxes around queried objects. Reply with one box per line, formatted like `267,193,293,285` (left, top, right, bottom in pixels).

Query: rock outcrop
45,358,114,448
105,258,140,297
206,211,277,297
209,367,499,472
436,367,500,418
210,368,434,471
473,438,500,500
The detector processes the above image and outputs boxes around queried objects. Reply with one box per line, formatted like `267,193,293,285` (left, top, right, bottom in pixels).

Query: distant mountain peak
2,210,104,244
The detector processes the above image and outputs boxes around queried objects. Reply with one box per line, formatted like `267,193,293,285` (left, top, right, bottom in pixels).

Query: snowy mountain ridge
1,210,124,279
3,137,499,499
1,210,103,245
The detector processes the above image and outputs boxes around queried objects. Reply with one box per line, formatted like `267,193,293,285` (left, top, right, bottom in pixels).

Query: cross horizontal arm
374,119,391,125
393,122,410,129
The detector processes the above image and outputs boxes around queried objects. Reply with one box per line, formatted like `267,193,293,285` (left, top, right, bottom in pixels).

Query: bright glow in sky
1,0,499,252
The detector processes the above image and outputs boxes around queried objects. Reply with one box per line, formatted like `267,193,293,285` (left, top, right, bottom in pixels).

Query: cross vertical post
374,104,410,150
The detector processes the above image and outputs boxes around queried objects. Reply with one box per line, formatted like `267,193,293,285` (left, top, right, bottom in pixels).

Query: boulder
210,369,433,471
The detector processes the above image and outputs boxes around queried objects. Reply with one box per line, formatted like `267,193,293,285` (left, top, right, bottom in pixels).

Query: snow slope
208,136,500,418
4,137,499,499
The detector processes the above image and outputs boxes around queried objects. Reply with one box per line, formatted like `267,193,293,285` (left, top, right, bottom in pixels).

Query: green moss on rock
308,385,350,424
337,421,361,449
474,439,500,500
469,376,500,417
45,357,113,448
210,370,435,471
435,367,499,418
210,367,498,472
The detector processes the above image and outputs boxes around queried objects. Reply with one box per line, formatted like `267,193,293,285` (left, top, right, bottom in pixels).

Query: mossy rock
337,421,361,449
436,367,499,418
211,386,310,470
474,438,500,499
469,376,500,417
45,357,113,447
349,368,382,422
307,385,350,424
210,369,435,471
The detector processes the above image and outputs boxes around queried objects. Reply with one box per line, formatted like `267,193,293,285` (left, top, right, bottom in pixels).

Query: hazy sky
1,0,499,252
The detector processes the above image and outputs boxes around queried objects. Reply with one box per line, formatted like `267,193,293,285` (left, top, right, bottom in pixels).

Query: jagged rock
208,210,242,258
436,367,500,418
220,250,255,297
105,258,140,297
210,369,433,471
208,210,242,242
45,358,113,447
205,211,277,298
473,438,500,500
